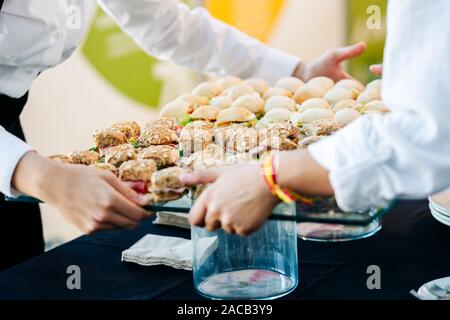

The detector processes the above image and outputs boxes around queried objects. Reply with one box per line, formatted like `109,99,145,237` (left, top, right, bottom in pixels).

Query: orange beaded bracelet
261,152,313,205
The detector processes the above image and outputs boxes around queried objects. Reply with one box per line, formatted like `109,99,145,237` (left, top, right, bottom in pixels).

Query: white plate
429,202,450,217
430,207,450,227
418,277,450,300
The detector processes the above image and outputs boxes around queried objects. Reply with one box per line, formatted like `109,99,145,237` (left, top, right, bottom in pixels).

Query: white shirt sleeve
308,0,450,211
0,126,34,197
97,0,300,84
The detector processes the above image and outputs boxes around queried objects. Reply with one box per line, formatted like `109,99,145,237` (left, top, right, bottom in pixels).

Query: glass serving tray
5,195,396,227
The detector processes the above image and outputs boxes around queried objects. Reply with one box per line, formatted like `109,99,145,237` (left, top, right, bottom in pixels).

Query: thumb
181,167,227,185
334,42,366,62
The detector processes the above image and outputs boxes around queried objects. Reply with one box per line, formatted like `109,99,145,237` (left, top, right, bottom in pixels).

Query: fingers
333,42,366,62
110,191,152,222
189,191,208,227
181,167,227,186
369,64,383,75
104,173,146,206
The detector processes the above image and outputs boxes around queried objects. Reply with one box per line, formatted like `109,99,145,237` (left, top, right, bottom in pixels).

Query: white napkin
121,234,218,271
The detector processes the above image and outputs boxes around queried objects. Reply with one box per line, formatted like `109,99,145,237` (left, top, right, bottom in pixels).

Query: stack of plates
429,188,450,227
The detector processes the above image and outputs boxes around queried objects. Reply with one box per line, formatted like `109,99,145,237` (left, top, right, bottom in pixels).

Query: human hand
181,165,278,236
295,42,367,82
369,64,383,76
13,152,151,234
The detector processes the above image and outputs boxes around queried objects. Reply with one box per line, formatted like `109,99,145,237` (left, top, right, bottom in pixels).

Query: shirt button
25,68,34,74
51,32,62,42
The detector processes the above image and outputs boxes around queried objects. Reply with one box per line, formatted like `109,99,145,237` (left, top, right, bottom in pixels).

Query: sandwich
215,107,256,127
215,126,259,153
70,150,101,165
90,162,118,176
209,96,233,110
335,79,365,92
104,144,137,167
334,109,361,126
179,125,214,155
181,144,225,170
216,76,242,90
93,127,128,150
223,84,255,101
293,84,326,104
190,105,221,122
145,118,179,131
148,167,191,202
119,160,157,194
177,94,209,108
290,108,334,125
298,98,330,113
159,99,193,119
308,76,335,91
112,121,141,142
263,87,292,100
259,122,301,143
243,78,269,95
230,95,265,116
264,96,297,113
257,108,292,129
192,82,223,99
250,136,298,158
48,155,72,164
300,119,342,137
139,125,178,147
275,77,304,94
323,88,357,105
138,145,180,168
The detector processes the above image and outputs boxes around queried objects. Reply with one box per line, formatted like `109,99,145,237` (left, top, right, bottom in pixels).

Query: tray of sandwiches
6,76,394,227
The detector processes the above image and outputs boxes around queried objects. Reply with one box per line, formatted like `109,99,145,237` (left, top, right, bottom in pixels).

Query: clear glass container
191,203,298,300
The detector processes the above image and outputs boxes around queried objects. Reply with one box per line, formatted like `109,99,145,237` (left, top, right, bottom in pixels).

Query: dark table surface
0,200,449,300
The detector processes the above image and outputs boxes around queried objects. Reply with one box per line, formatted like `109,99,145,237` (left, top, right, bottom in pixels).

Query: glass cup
191,203,298,300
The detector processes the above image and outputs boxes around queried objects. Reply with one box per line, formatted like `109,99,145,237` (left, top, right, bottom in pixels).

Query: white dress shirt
309,0,450,211
0,0,300,196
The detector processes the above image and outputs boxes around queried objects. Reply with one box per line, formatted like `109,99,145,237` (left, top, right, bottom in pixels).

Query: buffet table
0,200,449,300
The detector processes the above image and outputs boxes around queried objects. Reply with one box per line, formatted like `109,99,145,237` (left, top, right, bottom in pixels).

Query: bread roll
216,107,256,126
243,78,269,95
335,108,361,126
308,76,335,91
332,99,361,112
192,82,223,98
160,99,192,118
190,106,221,121
335,79,365,92
291,108,334,125
265,96,297,112
362,100,390,113
357,88,381,104
293,84,326,104
231,95,265,114
298,98,329,113
275,77,304,94
263,87,292,100
324,88,357,105
224,84,255,100
209,96,233,109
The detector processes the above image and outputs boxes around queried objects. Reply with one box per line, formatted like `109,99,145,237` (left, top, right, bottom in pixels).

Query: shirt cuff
254,47,301,85
0,127,34,197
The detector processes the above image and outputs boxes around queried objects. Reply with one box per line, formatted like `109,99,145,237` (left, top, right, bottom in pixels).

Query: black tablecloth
0,200,449,300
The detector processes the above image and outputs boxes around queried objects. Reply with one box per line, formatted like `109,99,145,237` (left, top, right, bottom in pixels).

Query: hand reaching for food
295,42,367,82
12,152,151,234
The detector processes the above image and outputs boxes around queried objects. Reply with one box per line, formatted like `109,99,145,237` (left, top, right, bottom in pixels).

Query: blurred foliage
346,0,387,84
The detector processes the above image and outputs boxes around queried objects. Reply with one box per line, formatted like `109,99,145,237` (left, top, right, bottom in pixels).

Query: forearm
99,0,300,83
276,150,334,196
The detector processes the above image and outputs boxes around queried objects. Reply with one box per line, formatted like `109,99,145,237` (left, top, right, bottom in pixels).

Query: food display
47,76,387,206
